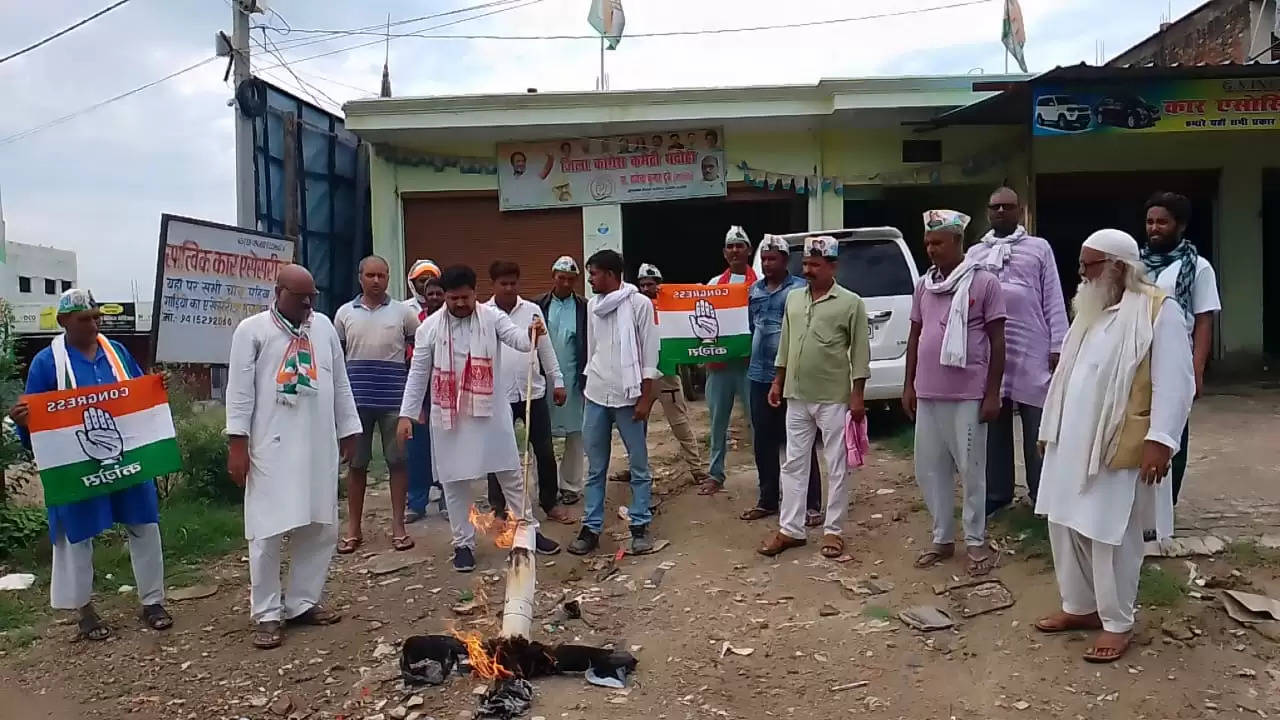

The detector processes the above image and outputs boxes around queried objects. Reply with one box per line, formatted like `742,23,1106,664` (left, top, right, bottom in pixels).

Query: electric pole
232,0,254,229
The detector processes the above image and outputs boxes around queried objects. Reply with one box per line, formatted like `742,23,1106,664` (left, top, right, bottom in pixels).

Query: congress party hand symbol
76,407,124,464
688,299,719,342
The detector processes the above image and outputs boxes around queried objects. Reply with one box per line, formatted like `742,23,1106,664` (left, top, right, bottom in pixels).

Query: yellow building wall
1032,131,1267,362
369,125,1024,295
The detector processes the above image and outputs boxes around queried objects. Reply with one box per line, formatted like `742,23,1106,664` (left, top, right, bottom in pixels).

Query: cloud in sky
0,0,1204,297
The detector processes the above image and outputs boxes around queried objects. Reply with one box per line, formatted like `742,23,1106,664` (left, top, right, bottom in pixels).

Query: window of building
17,276,30,293
44,278,56,295
60,280,72,292
902,139,942,164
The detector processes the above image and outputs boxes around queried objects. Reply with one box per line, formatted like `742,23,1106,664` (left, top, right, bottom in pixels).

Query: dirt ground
3,393,1280,720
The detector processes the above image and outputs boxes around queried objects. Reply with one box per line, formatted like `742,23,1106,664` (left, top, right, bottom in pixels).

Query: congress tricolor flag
655,283,751,375
25,375,182,507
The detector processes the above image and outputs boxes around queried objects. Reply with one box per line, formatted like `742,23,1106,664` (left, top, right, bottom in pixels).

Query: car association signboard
1032,77,1280,136
497,129,727,211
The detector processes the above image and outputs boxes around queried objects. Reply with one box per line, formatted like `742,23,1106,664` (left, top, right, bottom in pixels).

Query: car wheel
1036,114,1045,127
1126,112,1138,129
1057,113,1066,128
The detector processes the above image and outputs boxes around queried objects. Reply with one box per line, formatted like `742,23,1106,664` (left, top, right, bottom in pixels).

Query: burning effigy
398,505,639,719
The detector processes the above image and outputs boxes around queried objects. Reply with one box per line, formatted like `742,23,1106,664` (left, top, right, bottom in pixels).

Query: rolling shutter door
402,193,584,296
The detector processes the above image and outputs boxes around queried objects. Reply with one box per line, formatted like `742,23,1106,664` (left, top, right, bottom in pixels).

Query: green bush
0,505,46,557
174,408,238,504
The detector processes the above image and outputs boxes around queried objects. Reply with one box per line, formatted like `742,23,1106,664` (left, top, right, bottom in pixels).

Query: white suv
1035,94,1092,131
753,227,918,402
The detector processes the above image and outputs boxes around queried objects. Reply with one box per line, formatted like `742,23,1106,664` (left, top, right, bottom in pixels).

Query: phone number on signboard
164,313,235,327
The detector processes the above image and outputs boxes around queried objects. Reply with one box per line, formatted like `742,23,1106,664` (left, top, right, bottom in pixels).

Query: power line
0,0,135,65
0,55,218,147
260,0,993,43
256,30,342,110
254,0,545,73
255,0,530,53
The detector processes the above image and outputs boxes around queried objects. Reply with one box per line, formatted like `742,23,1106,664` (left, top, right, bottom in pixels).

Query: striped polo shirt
333,295,421,410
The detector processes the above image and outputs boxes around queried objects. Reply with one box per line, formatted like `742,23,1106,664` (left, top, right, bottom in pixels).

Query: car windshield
788,240,915,298
1056,96,1075,104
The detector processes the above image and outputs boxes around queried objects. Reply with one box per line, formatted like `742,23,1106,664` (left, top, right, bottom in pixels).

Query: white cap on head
1082,229,1141,263
637,263,663,280
552,255,580,274
724,225,751,247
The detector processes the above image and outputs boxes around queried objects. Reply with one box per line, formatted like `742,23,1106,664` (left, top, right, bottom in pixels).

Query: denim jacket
747,274,806,383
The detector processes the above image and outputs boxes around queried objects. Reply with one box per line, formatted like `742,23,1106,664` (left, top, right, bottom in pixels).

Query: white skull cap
637,263,663,280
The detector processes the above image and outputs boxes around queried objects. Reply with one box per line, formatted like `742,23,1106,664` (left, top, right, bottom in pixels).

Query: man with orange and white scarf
226,264,362,649
402,259,445,521
397,264,555,573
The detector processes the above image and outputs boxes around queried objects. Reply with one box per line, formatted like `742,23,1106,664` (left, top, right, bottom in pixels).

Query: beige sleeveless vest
1107,290,1168,470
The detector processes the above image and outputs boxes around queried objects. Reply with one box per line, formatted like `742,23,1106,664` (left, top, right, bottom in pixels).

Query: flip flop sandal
739,507,775,521
290,604,342,626
336,536,362,555
252,621,284,649
1034,613,1103,634
820,534,845,559
1083,633,1132,663
546,507,578,525
698,481,723,496
140,604,173,631
77,608,111,642
914,546,955,569
805,511,823,528
559,490,581,506
757,532,807,557
966,549,999,577
392,535,416,552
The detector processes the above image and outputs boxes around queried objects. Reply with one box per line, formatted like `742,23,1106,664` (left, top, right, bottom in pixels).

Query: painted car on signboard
1093,94,1162,129
1034,95,1092,131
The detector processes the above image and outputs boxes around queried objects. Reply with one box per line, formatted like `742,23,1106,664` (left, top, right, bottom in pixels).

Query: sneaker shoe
535,532,561,556
567,527,599,556
452,546,476,573
629,525,654,555
405,508,426,524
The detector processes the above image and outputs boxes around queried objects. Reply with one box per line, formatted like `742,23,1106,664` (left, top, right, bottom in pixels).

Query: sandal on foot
76,606,111,642
140,604,173,631
546,506,578,525
914,544,955,569
252,620,283,649
805,510,823,528
559,490,581,506
392,535,415,552
698,481,723,496
290,604,342,626
966,547,999,576
820,534,845,559
1083,631,1132,663
758,532,806,557
739,507,775,521
336,536,362,555
1035,611,1103,633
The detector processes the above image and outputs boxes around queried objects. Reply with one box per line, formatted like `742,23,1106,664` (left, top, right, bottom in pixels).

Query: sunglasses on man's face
988,202,1018,211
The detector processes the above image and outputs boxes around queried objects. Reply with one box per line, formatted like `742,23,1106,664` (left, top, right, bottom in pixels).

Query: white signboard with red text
152,215,295,365
497,129,727,211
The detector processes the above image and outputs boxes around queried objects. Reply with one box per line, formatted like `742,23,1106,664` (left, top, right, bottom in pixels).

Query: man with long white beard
1034,229,1194,664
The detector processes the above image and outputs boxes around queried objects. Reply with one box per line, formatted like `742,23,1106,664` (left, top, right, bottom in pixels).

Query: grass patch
990,504,1051,560
0,592,41,633
0,625,39,651
873,425,914,458
1226,540,1280,568
863,604,893,620
1138,564,1185,608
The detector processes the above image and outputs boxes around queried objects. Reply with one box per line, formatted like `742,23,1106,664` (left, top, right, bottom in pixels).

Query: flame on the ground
469,504,517,549
452,630,513,680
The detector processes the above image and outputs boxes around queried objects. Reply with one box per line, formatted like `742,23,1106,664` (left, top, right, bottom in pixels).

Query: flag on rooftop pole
1002,0,1028,73
588,0,626,49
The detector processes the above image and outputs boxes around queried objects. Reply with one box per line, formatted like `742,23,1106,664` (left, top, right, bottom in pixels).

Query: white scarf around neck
591,283,643,402
1039,288,1156,482
971,225,1027,269
922,260,978,368
430,305,497,429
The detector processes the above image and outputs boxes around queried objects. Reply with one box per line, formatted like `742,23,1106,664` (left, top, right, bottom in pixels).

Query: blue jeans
406,421,440,513
582,399,652,532
706,365,752,483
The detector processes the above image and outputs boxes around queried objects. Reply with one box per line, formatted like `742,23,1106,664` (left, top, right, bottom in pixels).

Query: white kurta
1034,298,1194,545
399,304,533,484
226,311,362,541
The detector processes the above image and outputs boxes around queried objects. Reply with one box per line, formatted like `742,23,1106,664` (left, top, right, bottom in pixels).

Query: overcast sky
0,0,1203,298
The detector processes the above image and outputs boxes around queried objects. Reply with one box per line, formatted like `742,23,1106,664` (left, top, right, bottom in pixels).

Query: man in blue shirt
740,236,823,525
9,289,172,642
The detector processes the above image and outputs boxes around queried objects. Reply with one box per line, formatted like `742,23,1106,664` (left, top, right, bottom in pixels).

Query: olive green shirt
774,282,871,404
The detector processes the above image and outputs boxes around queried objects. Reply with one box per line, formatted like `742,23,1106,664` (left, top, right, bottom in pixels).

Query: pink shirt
910,269,1007,401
